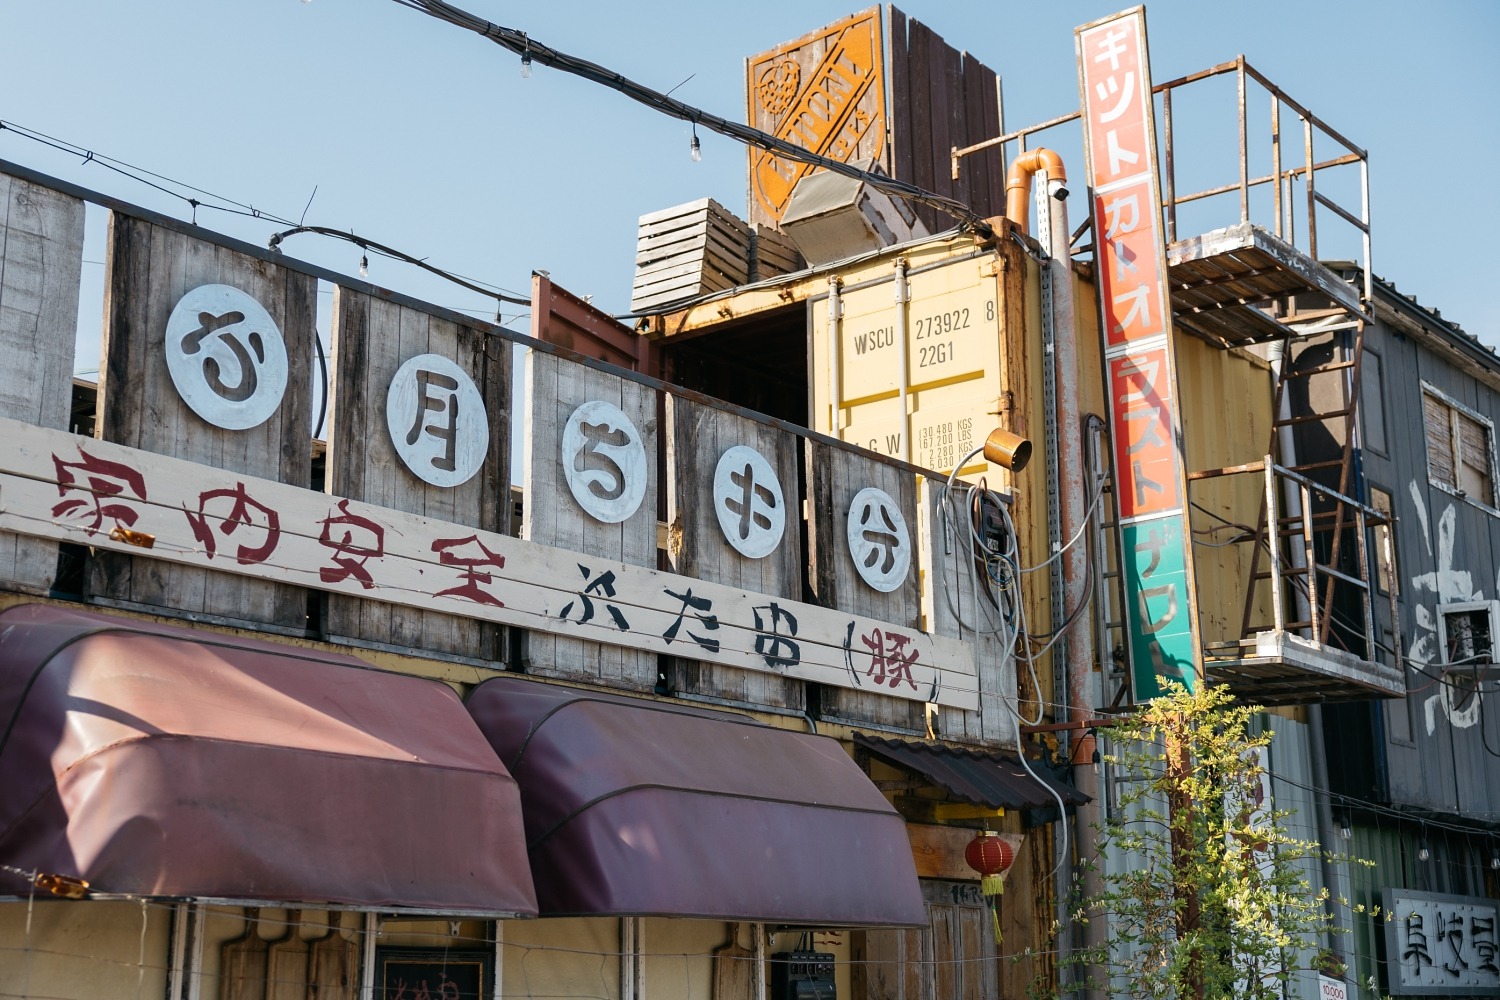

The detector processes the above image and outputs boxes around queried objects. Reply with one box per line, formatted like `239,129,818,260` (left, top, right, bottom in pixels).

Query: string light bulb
1491,848,1500,871
359,254,369,279
520,36,532,78
1417,830,1431,863
1338,821,1352,841
689,123,701,163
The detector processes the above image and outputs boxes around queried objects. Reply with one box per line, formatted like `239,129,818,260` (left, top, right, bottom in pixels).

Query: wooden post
1166,716,1204,1000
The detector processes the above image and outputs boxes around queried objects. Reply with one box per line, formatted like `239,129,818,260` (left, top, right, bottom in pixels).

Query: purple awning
465,676,926,926
0,604,537,916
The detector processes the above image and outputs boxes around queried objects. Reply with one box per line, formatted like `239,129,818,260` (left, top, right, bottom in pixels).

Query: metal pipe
1237,56,1249,224
1005,148,1069,231
894,258,912,462
1030,154,1104,999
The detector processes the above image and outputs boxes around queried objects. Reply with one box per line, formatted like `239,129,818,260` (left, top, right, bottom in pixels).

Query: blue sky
4,1,1494,363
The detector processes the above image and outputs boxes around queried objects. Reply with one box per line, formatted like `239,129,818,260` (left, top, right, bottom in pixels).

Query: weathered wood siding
806,438,924,730
91,213,314,629
919,480,1008,745
887,10,1005,235
522,349,658,689
323,287,509,662
852,879,1002,1000
664,394,805,710
0,171,81,595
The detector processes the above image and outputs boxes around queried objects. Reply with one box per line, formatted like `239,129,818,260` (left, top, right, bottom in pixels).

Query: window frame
1420,380,1500,514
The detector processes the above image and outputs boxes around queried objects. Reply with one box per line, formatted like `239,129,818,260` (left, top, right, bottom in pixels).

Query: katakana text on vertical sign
1077,7,1198,698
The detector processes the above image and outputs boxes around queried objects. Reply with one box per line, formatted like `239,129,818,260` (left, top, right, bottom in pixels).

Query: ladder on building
1238,308,1374,654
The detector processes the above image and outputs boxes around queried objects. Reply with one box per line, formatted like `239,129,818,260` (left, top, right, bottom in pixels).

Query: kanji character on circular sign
846,486,911,592
712,444,786,559
164,284,289,430
561,399,647,523
385,353,488,488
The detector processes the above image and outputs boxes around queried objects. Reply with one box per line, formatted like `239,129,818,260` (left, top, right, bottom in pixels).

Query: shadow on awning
466,676,926,926
0,604,537,916
853,733,1088,811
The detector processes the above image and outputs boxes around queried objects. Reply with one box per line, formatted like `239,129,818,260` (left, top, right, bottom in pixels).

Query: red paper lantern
965,832,1013,946
965,832,1014,877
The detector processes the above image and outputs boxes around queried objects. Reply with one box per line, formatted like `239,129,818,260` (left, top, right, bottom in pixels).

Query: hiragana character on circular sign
712,445,786,559
561,399,647,524
164,284,289,430
846,486,911,593
385,353,488,488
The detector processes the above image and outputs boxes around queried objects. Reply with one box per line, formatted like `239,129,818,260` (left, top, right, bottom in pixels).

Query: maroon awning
0,604,537,916
465,676,926,926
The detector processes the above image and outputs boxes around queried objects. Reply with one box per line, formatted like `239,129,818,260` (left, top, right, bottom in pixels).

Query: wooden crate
749,224,804,281
631,198,750,313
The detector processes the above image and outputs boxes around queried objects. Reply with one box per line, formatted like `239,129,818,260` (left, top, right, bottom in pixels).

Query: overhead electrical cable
386,0,990,233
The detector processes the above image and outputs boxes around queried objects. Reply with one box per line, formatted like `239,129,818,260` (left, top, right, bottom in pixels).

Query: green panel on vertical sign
1121,515,1197,700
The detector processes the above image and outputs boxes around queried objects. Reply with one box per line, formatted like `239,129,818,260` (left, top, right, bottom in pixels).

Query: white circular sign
712,445,786,559
561,400,647,524
385,353,489,488
847,486,911,592
164,283,289,430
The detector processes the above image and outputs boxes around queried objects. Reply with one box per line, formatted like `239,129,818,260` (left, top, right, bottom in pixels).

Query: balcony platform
1204,629,1406,705
1167,222,1367,349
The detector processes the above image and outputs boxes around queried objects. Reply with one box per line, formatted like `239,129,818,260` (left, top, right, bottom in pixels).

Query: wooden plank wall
323,287,510,662
0,171,82,595
919,480,1012,745
91,213,314,629
806,438,924,730
888,11,1006,235
664,394,805,710
852,879,1000,1000
522,350,658,690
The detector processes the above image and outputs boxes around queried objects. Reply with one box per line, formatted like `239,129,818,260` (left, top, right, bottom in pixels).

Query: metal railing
953,56,1372,304
1189,457,1402,674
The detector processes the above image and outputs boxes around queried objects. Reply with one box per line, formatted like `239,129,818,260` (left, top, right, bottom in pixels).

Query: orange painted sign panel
1078,7,1200,695
747,7,887,225
1095,176,1168,348
1109,348,1179,519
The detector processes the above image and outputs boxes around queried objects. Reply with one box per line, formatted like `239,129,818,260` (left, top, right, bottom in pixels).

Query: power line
0,118,533,310
387,0,992,233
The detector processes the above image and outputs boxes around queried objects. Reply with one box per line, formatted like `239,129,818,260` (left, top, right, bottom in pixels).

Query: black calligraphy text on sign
17,425,979,709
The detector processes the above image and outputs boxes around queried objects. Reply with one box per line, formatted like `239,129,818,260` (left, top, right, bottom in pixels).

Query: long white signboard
0,416,977,709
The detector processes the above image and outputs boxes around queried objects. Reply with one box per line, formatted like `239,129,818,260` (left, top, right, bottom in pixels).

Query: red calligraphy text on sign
184,482,281,565
1095,177,1166,347
1110,349,1180,518
1080,17,1149,190
860,626,920,691
431,534,506,607
51,449,148,536
318,499,385,589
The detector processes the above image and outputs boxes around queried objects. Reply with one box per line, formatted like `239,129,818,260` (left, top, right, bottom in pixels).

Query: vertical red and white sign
1077,7,1200,698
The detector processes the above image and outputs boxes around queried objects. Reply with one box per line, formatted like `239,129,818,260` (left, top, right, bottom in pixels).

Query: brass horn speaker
982,427,1032,472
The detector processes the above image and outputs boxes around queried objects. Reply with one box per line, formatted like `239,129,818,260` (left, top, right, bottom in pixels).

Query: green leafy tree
1061,681,1354,1000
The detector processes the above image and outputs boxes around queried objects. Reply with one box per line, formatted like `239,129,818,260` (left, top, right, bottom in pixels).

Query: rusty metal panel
746,7,888,229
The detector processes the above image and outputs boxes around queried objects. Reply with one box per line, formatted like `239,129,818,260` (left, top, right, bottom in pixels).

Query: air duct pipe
1005,148,1102,1000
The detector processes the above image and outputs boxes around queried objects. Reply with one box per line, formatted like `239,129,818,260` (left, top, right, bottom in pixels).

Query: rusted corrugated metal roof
854,733,1088,810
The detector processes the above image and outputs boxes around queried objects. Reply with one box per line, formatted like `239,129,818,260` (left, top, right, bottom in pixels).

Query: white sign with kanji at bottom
0,416,978,709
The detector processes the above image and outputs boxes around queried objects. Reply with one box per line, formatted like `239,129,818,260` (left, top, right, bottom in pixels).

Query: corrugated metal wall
1354,318,1500,820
